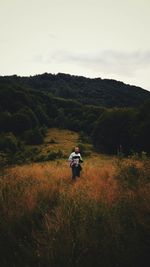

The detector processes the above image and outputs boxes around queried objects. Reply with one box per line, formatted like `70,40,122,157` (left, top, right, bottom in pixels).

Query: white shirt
68,152,82,166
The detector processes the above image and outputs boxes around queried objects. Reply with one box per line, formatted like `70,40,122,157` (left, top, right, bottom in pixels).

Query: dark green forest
1,73,150,107
0,73,150,164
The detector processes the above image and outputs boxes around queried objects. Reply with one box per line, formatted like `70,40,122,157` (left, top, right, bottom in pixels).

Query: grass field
0,129,150,267
32,128,79,156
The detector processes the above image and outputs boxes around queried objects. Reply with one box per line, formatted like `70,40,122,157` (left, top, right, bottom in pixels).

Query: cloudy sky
0,0,150,90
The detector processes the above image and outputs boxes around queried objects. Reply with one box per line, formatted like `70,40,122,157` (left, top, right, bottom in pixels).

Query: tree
23,128,44,145
19,107,39,128
34,105,50,126
92,109,135,154
0,132,18,152
11,113,32,134
0,112,12,132
134,101,150,153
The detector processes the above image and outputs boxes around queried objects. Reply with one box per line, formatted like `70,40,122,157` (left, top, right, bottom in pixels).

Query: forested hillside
0,73,150,107
0,73,150,165
0,75,150,265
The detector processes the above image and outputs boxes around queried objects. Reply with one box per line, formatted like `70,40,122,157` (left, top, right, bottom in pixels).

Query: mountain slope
1,73,150,156
0,73,150,107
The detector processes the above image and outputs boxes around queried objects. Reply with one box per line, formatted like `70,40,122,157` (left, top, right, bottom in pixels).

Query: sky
0,0,150,90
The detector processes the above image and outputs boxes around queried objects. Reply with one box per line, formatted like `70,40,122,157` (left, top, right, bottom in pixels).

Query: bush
79,131,91,143
48,138,57,144
11,147,40,164
40,125,48,136
0,152,8,167
11,112,32,134
0,111,12,132
115,160,150,189
23,128,44,145
0,132,19,153
117,163,140,189
47,149,63,160
35,150,63,162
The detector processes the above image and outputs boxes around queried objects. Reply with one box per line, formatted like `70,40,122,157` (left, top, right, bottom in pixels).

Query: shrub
0,132,18,153
117,163,140,189
48,138,57,144
0,111,12,132
0,152,8,167
115,160,150,189
11,112,32,134
46,150,63,161
40,125,48,136
35,150,63,162
23,128,44,145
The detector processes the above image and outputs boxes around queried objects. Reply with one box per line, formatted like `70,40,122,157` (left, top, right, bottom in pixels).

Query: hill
0,72,150,107
0,74,150,267
0,73,150,158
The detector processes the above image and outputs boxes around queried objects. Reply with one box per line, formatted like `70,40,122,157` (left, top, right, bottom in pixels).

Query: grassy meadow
0,129,150,267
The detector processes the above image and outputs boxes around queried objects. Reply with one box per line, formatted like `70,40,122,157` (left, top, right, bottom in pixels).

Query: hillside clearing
1,128,150,267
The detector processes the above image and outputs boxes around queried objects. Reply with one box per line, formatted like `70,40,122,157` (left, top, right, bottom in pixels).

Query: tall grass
0,157,149,267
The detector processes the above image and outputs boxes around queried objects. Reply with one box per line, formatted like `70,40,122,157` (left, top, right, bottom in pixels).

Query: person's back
68,147,83,180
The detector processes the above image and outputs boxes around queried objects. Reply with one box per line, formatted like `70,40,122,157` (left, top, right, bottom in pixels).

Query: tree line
1,73,150,107
92,103,150,155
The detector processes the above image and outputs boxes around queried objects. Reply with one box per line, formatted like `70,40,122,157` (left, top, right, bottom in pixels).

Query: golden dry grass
0,155,121,224
28,128,79,157
1,149,150,266
1,127,149,223
3,140,149,217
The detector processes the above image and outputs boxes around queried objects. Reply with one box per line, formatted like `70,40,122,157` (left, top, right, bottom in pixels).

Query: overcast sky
0,0,150,90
